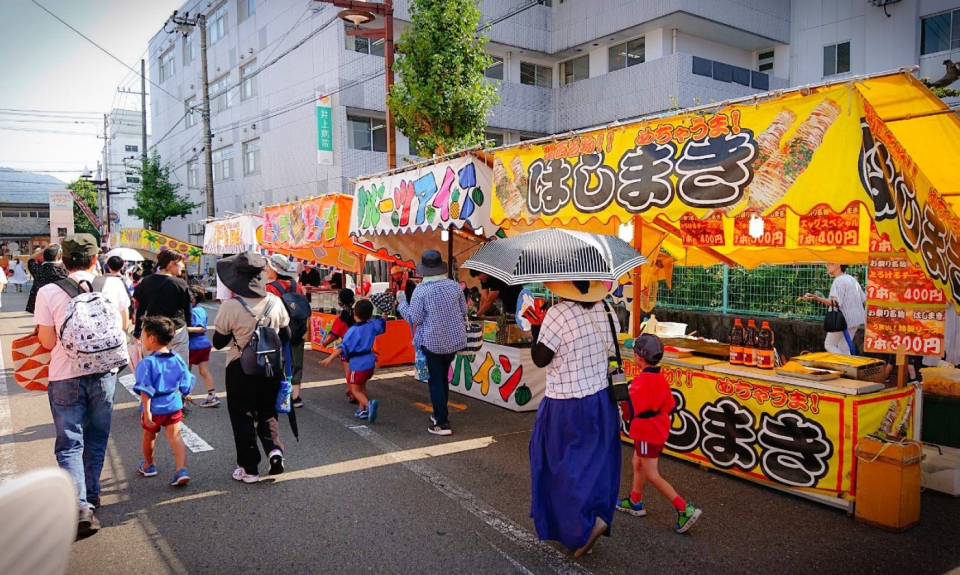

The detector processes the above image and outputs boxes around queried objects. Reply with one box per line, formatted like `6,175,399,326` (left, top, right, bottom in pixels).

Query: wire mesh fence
656,264,867,320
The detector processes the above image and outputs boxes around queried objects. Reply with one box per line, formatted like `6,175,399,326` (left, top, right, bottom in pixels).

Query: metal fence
656,264,867,320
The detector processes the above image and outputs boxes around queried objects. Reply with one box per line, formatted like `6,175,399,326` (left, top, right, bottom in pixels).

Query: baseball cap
634,333,664,365
61,234,99,257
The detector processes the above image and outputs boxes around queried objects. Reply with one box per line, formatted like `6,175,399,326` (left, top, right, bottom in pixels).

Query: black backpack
235,296,284,377
269,280,311,343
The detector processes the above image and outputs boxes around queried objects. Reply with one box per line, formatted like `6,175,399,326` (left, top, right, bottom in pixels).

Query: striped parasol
463,229,647,285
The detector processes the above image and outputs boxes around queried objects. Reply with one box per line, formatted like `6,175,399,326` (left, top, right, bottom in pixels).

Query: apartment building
102,108,150,231
146,0,794,242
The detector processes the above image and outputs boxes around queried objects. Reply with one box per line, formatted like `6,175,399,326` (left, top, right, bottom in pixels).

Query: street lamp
316,0,396,170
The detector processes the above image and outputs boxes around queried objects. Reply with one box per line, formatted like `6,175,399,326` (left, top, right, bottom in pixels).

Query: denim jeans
422,348,456,426
47,372,117,509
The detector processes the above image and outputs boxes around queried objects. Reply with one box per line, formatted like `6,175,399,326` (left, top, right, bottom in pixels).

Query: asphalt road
1,287,959,575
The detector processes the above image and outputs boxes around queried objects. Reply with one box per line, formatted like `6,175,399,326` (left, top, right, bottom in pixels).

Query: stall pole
632,216,644,336
447,230,454,278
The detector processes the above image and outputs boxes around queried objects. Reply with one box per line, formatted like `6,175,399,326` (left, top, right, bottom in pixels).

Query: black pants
423,348,456,426
225,360,284,475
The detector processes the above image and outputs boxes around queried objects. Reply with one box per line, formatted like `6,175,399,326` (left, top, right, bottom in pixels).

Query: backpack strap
55,278,82,299
268,281,287,296
92,276,107,293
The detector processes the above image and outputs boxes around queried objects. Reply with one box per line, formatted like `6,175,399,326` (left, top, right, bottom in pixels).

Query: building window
484,131,504,146
183,34,195,65
57,227,67,237
347,115,387,152
485,56,503,80
126,176,141,184
921,10,960,55
212,147,234,181
125,145,139,153
823,41,850,77
608,37,645,72
207,3,228,45
757,50,775,73
211,74,233,114
241,61,258,101
345,25,385,56
239,0,256,21
159,48,175,82
188,160,199,188
127,208,137,216
520,61,552,87
185,97,198,128
243,139,261,175
560,55,589,85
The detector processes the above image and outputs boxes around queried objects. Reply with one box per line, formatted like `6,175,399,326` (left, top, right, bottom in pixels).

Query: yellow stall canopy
490,70,960,311
105,229,202,264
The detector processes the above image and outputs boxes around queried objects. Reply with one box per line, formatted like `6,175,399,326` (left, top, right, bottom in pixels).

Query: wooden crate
854,437,922,532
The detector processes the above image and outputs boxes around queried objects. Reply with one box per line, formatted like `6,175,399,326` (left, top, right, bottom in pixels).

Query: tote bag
11,327,51,392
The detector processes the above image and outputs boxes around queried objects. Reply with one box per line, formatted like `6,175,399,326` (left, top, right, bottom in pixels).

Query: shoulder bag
824,300,847,333
586,302,629,402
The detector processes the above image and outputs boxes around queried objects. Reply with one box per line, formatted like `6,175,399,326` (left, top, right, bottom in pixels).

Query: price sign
798,204,859,247
733,206,786,247
680,211,725,246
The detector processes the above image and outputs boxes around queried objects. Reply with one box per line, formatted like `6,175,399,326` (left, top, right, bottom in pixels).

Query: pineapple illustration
450,188,462,220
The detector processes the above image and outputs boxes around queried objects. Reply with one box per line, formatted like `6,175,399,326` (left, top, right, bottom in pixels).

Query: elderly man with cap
213,252,291,483
396,250,467,436
265,254,308,408
527,280,622,558
33,234,131,536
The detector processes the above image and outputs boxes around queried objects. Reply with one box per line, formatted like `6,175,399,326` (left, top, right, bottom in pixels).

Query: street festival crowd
29,232,902,557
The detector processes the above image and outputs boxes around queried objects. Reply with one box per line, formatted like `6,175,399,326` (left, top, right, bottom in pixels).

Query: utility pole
141,58,148,168
170,10,214,218
103,113,111,235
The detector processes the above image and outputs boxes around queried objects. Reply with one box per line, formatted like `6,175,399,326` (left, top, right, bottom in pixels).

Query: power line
29,0,180,101
0,108,101,116
0,126,98,136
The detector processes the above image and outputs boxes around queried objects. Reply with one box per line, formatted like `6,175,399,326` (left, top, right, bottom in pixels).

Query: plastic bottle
756,321,775,369
642,314,659,335
743,319,758,367
729,319,745,365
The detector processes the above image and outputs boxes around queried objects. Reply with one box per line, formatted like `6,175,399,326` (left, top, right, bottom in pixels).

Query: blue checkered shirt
397,279,467,354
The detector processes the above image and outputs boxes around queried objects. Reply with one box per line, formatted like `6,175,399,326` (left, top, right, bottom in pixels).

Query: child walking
318,289,358,403
188,286,219,407
320,299,386,423
617,334,703,533
134,316,196,486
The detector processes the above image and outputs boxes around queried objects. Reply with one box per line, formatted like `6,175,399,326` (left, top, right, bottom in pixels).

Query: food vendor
389,266,417,319
470,270,523,317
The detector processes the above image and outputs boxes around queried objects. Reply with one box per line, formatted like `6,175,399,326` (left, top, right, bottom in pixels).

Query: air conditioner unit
188,222,205,236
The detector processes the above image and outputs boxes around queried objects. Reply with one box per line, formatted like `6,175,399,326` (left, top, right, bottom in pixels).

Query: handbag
586,302,629,403
462,312,484,356
824,300,848,333
11,327,51,392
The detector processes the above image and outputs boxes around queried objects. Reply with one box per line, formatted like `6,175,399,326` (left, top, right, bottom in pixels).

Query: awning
105,229,202,264
203,214,263,255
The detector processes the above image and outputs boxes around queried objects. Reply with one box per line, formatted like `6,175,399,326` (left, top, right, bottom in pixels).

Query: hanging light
441,229,450,242
748,213,765,239
338,9,375,26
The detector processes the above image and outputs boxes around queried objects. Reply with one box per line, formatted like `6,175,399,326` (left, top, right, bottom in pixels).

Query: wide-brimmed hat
545,280,613,303
216,252,267,298
417,250,448,277
267,254,298,278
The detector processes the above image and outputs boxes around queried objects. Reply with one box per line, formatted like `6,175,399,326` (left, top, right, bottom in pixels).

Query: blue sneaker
354,408,364,418
357,410,369,420
367,399,379,424
616,496,646,517
138,461,158,477
170,467,190,487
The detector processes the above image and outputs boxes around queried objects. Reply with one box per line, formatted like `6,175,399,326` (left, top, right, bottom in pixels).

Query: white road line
479,533,537,575
118,374,213,453
0,339,16,483
303,402,591,575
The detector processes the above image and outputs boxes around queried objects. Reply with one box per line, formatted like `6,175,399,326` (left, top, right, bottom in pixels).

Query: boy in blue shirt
134,315,195,486
188,286,219,408
321,299,386,423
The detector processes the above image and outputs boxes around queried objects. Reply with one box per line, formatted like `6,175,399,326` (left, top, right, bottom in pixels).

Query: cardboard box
855,437,922,532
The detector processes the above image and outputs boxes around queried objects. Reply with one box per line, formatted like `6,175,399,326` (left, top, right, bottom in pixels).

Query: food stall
261,194,415,366
486,70,960,507
105,228,202,271
202,214,264,297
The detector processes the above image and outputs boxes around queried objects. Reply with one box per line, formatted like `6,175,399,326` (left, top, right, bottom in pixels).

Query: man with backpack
33,234,131,536
265,255,310,408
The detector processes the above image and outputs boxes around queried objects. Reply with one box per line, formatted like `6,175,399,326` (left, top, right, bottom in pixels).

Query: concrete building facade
103,108,149,232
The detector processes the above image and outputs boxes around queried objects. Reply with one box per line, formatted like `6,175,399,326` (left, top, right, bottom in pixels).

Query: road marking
413,401,467,414
0,339,17,483
478,532,537,575
118,374,213,453
272,436,496,483
299,369,415,390
155,489,227,507
302,401,592,575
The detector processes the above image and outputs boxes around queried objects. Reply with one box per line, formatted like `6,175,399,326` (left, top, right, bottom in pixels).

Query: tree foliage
130,151,200,232
386,0,499,157
66,178,100,241
918,77,960,99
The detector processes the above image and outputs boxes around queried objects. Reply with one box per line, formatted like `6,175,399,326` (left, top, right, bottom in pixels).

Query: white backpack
56,279,129,376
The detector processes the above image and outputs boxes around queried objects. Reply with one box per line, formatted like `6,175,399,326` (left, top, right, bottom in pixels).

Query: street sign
317,93,333,166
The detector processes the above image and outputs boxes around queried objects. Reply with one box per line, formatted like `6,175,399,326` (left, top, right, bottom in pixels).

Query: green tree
386,0,499,157
130,151,200,232
66,178,100,241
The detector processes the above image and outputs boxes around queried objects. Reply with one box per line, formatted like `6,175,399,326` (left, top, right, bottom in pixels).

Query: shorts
348,369,375,387
634,441,664,459
189,346,212,365
142,409,183,433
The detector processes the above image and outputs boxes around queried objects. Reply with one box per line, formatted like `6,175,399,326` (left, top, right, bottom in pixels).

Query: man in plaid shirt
397,250,466,436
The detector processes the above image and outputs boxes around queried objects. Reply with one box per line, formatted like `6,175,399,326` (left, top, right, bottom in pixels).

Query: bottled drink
756,321,775,369
728,318,745,365
743,319,758,367
642,314,659,335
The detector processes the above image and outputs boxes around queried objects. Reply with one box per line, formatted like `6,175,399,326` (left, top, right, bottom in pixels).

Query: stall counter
446,342,547,412
622,352,919,511
309,311,415,367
